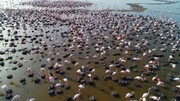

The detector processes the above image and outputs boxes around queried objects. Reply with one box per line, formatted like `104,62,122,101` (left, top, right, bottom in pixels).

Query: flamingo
88,74,93,82
143,52,147,56
112,70,118,80
119,57,126,64
125,91,135,99
152,75,158,81
144,64,149,72
55,83,61,88
40,68,46,75
27,67,32,74
47,58,51,66
76,69,83,75
105,69,112,78
73,89,81,100
120,69,130,77
5,67,11,75
91,69,96,75
176,85,180,94
154,57,159,66
26,98,35,101
79,83,85,91
156,78,164,86
1,84,8,93
173,77,180,82
112,70,118,76
11,95,20,101
142,88,151,98
139,97,147,101
169,55,174,60
63,78,69,87
48,76,55,83
170,63,176,70
134,74,144,85
149,96,160,101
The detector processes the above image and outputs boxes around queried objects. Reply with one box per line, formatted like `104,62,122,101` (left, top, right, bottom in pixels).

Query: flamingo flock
0,0,179,101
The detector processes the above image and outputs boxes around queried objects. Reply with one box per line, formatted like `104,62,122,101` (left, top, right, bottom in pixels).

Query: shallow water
0,0,180,101
0,0,180,21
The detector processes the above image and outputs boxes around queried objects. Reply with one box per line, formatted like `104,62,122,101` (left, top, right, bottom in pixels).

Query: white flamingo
149,96,160,101
170,63,176,70
11,95,20,101
88,74,92,82
120,69,130,77
176,85,180,94
173,77,180,82
91,69,96,75
26,98,35,101
142,88,151,98
79,83,85,91
152,75,158,81
63,78,68,87
73,89,81,100
125,91,135,99
139,97,147,101
1,84,8,93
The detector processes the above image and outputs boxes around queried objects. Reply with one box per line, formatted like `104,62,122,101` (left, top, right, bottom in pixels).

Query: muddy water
0,1,180,101
0,13,180,101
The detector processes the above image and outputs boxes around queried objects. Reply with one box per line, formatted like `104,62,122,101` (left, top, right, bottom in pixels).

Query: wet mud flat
0,0,180,101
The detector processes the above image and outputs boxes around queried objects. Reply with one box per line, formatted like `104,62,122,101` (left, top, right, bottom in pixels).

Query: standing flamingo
11,95,20,101
141,88,151,99
1,84,9,93
152,75,158,81
79,83,85,91
88,74,93,82
149,96,160,101
63,78,69,88
170,63,176,71
156,78,164,86
112,70,118,80
125,91,135,99
73,89,81,100
134,74,144,86
176,85,180,94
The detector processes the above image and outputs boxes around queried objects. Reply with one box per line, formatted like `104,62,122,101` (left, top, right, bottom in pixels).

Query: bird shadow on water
9,81,20,87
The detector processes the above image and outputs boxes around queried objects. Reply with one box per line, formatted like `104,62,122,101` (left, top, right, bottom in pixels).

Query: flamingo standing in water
156,78,164,87
63,78,69,87
152,75,158,81
91,69,96,79
11,95,20,101
88,74,93,82
104,69,112,78
5,67,12,76
119,57,126,65
26,98,35,101
170,63,176,71
47,58,51,66
73,89,81,100
40,68,46,76
1,84,9,93
125,91,135,99
79,83,85,91
112,70,118,80
140,88,152,100
134,74,144,86
144,64,150,73
176,85,180,94
173,77,180,83
149,96,160,101
120,69,130,77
